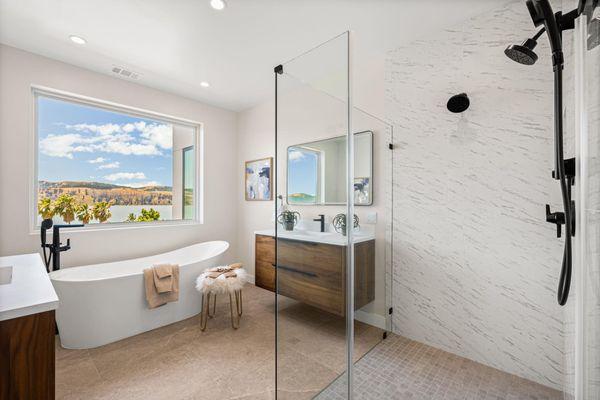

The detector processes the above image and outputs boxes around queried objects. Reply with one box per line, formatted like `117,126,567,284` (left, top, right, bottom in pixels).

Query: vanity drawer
276,239,345,316
255,234,275,264
255,260,276,292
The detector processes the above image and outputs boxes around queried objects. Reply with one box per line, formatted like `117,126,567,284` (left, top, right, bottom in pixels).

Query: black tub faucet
313,214,325,232
40,219,84,272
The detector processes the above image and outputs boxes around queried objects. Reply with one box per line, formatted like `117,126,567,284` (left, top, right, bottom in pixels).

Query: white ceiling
0,0,503,112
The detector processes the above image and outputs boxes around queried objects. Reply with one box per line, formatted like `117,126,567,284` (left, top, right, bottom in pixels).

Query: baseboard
354,309,387,330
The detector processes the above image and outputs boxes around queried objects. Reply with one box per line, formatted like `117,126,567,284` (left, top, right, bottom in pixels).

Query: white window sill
29,219,202,236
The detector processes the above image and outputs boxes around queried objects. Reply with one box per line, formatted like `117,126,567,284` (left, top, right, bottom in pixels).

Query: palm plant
54,194,77,224
126,213,137,222
138,208,161,221
75,203,94,224
38,197,55,220
93,201,113,223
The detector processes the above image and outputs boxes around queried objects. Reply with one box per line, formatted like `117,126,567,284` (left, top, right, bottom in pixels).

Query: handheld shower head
505,27,545,65
505,38,539,65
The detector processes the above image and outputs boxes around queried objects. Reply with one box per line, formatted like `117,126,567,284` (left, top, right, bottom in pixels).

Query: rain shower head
505,38,539,65
447,93,470,113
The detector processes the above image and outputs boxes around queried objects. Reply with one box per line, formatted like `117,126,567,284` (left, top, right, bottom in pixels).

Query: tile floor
55,284,382,400
55,284,562,400
316,335,563,400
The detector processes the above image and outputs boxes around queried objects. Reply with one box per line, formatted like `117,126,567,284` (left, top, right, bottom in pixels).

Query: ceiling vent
111,66,140,80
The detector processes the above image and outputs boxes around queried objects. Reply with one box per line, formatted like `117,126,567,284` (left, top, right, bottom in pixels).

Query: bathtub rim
49,240,229,283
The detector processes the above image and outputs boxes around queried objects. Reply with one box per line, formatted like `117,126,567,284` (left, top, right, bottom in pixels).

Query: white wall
386,0,565,390
0,44,238,267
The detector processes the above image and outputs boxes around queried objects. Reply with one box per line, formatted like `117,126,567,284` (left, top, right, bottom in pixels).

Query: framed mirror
287,131,373,205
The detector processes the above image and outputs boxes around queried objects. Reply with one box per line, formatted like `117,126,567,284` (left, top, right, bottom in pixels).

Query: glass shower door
274,32,352,399
574,2,600,399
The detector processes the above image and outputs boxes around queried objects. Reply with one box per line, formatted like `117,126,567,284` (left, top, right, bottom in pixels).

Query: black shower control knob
545,204,565,238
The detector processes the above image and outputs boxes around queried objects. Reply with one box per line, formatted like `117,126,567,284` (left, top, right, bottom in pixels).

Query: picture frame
245,157,273,201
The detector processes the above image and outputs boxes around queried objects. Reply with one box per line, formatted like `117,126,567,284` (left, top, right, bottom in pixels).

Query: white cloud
69,123,122,136
140,123,172,150
40,120,173,158
102,141,160,156
122,123,136,133
39,134,84,159
88,157,107,164
104,172,146,181
288,150,305,161
98,161,120,170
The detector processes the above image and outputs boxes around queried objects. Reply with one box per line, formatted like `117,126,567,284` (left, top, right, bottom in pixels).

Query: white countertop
0,253,59,321
255,228,375,246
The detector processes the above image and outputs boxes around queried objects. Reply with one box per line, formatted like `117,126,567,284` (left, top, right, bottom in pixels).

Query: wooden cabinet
255,234,375,316
0,310,55,400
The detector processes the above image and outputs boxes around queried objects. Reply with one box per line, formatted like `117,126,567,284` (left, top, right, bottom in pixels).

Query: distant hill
288,193,316,203
38,181,173,206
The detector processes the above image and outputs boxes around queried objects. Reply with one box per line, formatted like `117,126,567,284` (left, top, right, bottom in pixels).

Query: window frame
182,145,195,220
30,85,204,234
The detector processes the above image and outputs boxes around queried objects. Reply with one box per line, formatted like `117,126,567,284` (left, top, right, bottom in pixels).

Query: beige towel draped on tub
144,264,179,309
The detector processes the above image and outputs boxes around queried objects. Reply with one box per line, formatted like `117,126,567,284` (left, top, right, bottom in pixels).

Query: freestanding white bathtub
50,241,229,349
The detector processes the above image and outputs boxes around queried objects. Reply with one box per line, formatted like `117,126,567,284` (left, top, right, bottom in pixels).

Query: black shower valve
545,204,565,238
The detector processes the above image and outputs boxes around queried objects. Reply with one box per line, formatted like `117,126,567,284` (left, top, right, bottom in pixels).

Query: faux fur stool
195,263,246,331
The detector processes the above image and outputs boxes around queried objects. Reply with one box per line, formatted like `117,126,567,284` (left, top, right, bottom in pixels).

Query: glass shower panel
350,110,393,362
274,32,351,399
314,109,394,399
575,2,600,399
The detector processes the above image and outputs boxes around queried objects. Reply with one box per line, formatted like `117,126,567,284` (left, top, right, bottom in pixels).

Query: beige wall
0,44,238,267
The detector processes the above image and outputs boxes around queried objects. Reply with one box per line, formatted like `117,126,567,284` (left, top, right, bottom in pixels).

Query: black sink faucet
313,214,325,232
40,219,84,272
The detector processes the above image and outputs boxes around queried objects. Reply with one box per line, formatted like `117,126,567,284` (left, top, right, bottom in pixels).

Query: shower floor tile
315,334,563,400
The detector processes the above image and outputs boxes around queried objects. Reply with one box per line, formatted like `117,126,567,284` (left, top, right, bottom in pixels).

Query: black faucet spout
48,224,83,272
313,214,325,232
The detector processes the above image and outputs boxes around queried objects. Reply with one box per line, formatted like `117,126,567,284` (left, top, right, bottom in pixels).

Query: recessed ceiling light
69,35,87,45
200,81,210,88
210,0,226,10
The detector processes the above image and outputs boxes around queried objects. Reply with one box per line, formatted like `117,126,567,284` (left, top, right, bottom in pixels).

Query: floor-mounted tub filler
50,241,229,349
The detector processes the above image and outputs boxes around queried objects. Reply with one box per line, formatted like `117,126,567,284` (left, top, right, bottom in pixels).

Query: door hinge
388,143,394,150
388,307,393,315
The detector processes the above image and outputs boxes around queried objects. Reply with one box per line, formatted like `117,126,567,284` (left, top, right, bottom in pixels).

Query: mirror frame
286,130,373,206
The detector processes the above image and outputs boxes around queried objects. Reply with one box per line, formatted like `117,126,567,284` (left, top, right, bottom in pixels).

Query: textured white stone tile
385,0,568,390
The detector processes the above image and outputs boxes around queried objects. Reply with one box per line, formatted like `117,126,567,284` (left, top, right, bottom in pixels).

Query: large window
34,89,199,227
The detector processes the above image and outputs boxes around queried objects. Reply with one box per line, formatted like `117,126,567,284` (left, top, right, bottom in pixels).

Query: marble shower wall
385,0,566,390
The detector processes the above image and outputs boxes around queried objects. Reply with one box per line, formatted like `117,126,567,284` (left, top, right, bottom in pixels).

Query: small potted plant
332,213,360,236
277,210,301,231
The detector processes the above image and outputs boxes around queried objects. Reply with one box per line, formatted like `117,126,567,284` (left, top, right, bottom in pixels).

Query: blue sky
288,147,318,195
37,97,172,188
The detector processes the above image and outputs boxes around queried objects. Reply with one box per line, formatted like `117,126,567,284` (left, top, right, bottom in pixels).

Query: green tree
75,203,94,224
38,197,55,220
137,208,161,222
54,194,77,224
93,201,113,223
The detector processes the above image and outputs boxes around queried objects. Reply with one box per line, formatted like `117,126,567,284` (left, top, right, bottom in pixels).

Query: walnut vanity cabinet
255,234,375,316
0,254,59,400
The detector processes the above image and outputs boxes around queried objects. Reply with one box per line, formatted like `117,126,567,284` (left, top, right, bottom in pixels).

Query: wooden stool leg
229,292,240,329
200,292,209,331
